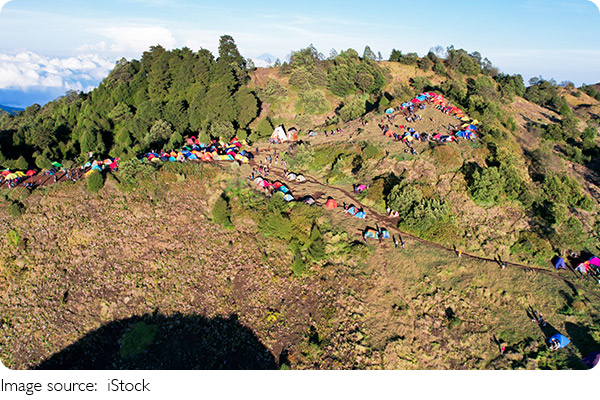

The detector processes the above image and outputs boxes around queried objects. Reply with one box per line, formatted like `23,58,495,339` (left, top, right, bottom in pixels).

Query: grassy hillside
1,41,600,370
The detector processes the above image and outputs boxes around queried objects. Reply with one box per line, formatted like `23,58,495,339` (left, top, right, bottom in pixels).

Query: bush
6,229,21,246
86,170,105,193
212,194,232,227
291,251,306,277
307,224,326,261
117,158,156,186
338,96,366,122
7,202,24,218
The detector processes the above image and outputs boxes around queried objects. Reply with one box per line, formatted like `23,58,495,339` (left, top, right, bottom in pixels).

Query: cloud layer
0,51,115,91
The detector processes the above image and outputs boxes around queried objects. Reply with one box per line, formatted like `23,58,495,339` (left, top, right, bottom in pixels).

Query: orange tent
325,198,338,209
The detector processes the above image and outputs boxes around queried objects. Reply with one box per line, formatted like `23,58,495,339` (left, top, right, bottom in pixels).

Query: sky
0,0,599,107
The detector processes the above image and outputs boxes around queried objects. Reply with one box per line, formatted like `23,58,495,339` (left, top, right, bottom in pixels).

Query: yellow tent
5,173,18,180
471,119,479,125
461,116,470,122
14,171,26,177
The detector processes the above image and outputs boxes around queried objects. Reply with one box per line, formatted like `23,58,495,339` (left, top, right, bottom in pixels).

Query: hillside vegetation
1,37,599,370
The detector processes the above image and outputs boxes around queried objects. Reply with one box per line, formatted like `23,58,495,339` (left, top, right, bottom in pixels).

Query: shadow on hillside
34,312,277,370
565,322,600,366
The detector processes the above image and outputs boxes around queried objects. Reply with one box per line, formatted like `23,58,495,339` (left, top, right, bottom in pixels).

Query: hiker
394,237,399,248
401,240,405,249
457,249,462,258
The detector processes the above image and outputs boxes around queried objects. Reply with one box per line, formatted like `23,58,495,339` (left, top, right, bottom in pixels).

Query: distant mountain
256,53,276,65
0,104,24,115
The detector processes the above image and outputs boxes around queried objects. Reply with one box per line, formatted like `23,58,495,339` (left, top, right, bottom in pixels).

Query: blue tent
408,127,415,133
380,229,390,239
554,257,567,270
91,165,102,171
346,206,357,215
549,334,570,349
188,154,198,160
277,186,290,194
467,124,478,131
355,211,366,219
169,156,176,162
385,108,395,114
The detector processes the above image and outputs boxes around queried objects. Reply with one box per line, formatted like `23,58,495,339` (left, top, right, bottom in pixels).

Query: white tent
271,126,287,142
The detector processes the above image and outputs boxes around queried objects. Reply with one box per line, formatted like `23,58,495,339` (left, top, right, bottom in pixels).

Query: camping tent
325,198,338,209
363,228,379,239
356,184,367,193
380,229,390,239
283,194,294,202
554,257,567,270
302,196,316,205
308,131,318,137
296,175,306,183
355,211,366,219
575,262,590,274
272,181,284,189
346,205,358,215
589,256,600,267
549,334,570,350
271,126,287,142
287,128,298,141
286,173,297,181
385,108,395,114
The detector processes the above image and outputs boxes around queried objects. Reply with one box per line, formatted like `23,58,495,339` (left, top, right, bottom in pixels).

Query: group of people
324,127,344,137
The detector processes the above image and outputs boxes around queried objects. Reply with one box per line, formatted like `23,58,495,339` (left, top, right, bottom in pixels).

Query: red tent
272,181,284,189
26,170,36,176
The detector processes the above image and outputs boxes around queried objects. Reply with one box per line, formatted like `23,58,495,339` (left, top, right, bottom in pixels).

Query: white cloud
93,25,177,55
0,0,11,14
0,51,115,91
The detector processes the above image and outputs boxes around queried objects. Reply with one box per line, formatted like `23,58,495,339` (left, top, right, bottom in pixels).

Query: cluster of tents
1,169,38,187
395,92,481,142
270,126,298,143
83,158,119,175
253,172,315,205
143,137,253,165
344,204,366,219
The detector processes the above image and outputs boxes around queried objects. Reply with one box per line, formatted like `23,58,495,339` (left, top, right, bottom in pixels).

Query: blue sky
0,0,599,107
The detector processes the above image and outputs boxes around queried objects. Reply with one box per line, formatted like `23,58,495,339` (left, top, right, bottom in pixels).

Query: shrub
117,158,156,186
291,251,306,277
86,170,105,193
212,194,232,227
6,229,21,246
7,202,24,217
307,224,326,261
